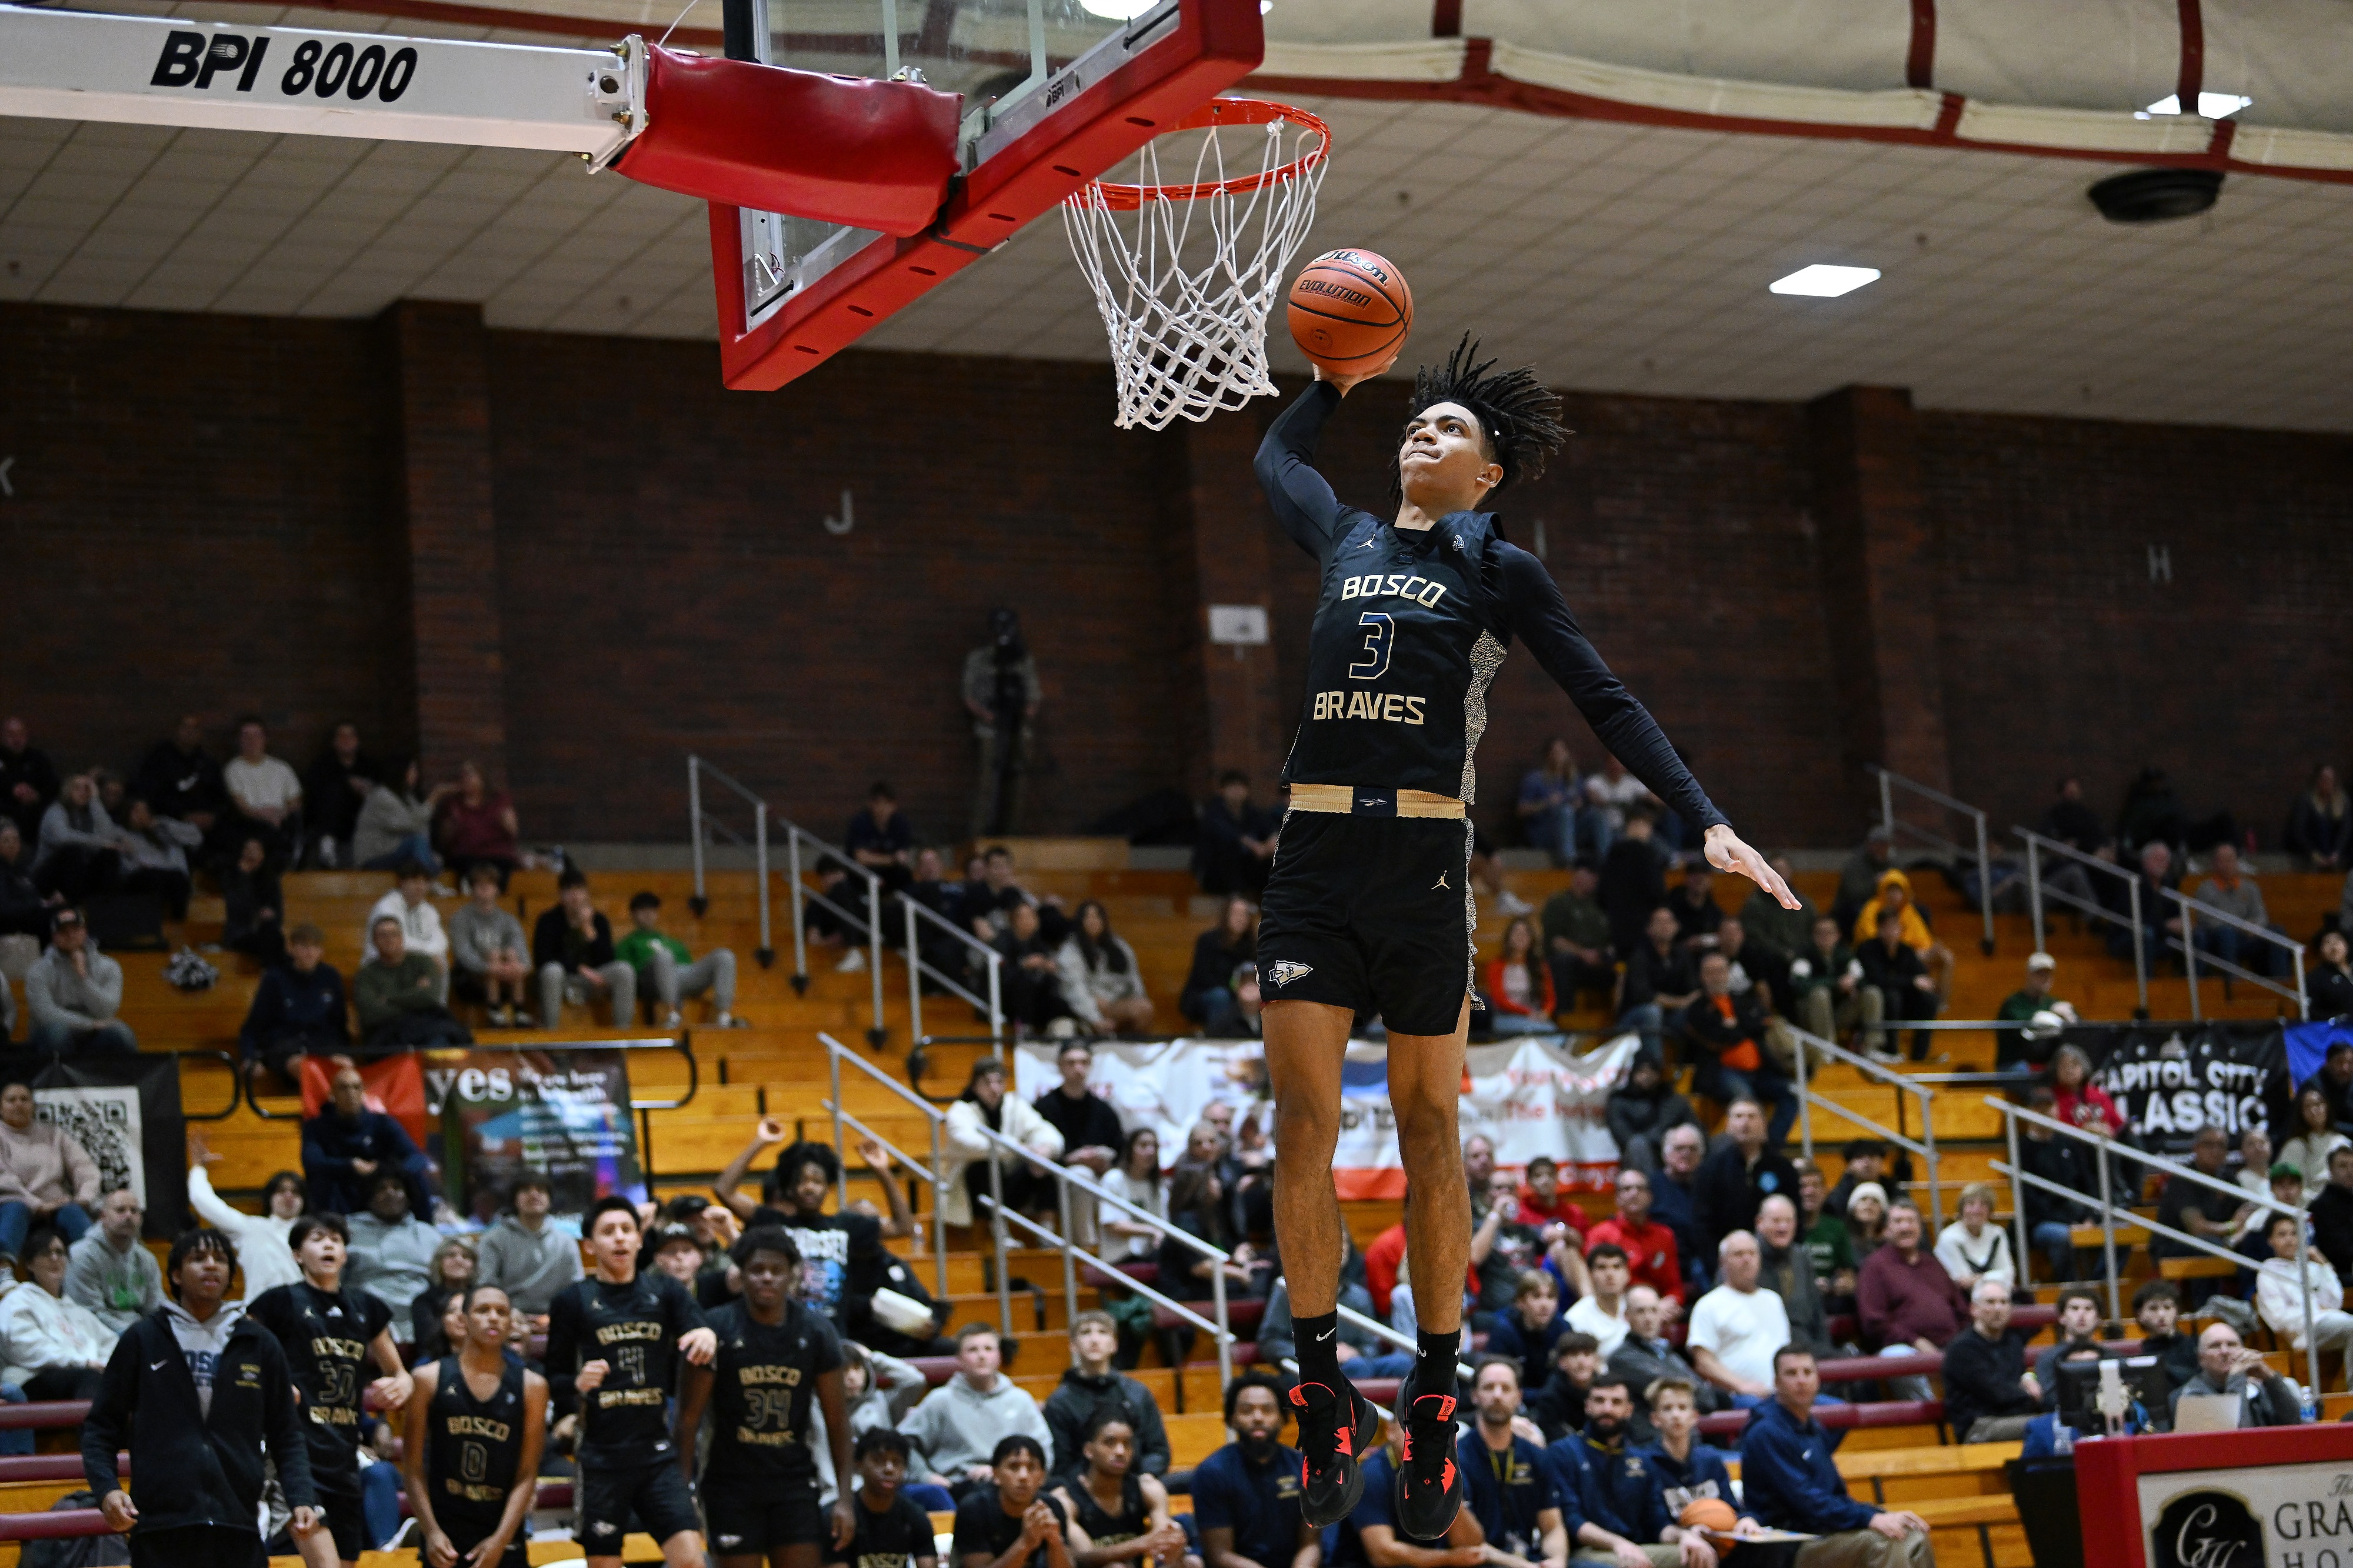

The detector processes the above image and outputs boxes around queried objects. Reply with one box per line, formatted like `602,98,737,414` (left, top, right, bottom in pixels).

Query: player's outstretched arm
1493,543,1797,911
1254,373,1378,560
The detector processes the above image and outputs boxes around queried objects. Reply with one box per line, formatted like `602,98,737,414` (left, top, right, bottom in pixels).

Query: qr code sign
36,1089,144,1201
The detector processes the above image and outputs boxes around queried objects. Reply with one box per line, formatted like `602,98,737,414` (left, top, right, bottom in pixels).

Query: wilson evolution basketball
1679,1498,1740,1548
1287,249,1414,375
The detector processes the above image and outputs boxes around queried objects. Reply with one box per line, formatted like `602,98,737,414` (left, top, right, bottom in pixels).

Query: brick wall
4,298,2347,851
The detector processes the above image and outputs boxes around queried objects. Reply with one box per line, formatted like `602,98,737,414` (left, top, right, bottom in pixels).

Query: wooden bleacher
7,845,2343,1565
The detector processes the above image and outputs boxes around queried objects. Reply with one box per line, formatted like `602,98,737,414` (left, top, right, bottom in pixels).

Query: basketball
1679,1499,1739,1542
1287,249,1414,375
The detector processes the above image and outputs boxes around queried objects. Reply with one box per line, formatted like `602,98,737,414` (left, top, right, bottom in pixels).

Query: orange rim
1082,97,1330,212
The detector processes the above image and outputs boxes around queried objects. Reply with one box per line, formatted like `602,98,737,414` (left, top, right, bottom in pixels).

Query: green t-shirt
1541,889,1612,955
614,927,692,972
1804,1213,1854,1282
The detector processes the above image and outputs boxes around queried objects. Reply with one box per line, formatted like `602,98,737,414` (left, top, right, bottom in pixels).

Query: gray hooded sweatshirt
163,1296,247,1417
473,1213,584,1317
896,1372,1051,1484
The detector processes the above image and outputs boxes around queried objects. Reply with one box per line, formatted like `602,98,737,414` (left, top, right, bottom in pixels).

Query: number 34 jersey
702,1299,845,1484
1254,381,1726,832
246,1281,393,1487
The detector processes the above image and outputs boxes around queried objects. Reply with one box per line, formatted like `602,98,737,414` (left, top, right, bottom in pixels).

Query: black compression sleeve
1491,541,1729,833
1252,381,1348,561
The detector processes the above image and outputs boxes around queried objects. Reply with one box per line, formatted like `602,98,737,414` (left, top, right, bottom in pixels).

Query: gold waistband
1289,783,1466,819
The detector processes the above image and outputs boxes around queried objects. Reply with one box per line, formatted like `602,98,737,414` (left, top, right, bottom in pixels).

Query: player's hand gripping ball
1288,249,1412,376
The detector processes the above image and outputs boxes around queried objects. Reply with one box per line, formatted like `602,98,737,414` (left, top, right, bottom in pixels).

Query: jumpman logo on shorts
1432,870,1450,890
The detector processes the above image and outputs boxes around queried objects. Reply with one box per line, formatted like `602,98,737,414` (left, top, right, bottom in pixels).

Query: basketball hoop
1062,96,1329,431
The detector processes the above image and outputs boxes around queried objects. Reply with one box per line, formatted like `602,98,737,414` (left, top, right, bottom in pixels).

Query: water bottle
2299,1380,2321,1425
2053,1422,2074,1454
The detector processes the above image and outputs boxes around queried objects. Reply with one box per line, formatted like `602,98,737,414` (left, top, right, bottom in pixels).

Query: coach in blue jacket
1738,1346,1934,1568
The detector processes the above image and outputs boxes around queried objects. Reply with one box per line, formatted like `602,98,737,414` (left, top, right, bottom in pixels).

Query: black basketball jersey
427,1355,529,1529
545,1271,705,1469
1255,382,1728,830
246,1280,392,1487
1065,1472,1148,1545
702,1299,845,1482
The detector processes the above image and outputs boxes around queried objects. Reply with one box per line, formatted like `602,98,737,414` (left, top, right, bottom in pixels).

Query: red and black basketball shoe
1392,1384,1465,1541
1290,1376,1380,1527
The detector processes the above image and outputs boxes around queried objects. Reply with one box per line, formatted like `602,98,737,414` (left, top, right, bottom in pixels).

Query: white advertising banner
2137,1457,2353,1568
1014,1032,1641,1200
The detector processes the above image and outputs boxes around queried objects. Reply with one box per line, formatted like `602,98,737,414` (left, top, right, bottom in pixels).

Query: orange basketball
1679,1497,1739,1546
1287,249,1412,375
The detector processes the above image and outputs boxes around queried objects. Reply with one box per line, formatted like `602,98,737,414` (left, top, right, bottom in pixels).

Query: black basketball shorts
1256,806,1478,1036
579,1458,704,1552
316,1482,368,1563
704,1474,828,1556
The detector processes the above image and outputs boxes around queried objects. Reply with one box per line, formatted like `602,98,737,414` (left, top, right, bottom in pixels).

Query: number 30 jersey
1254,381,1727,832
545,1272,706,1469
246,1280,392,1489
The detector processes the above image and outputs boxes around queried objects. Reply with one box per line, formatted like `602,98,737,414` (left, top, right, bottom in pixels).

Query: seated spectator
1684,1232,1787,1405
302,721,382,868
1740,853,1815,958
2309,931,2353,1020
2289,765,2353,872
714,1132,931,1352
1540,862,1614,1014
474,1172,582,1328
1206,962,1267,1040
1482,916,1558,1036
962,845,1061,942
0,1225,114,1401
0,1079,96,1266
114,798,199,919
353,757,448,873
1484,1269,1571,1389
617,890,745,1030
2152,1126,2251,1302
1193,772,1277,898
2285,1086,2353,1188
1842,1185,1888,1271
2189,842,2289,978
32,774,128,902
2028,1289,2099,1403
944,1057,1066,1235
0,719,55,848
1667,865,1722,952
2048,1043,2125,1136
1179,896,1257,1034
367,859,448,973
1824,1140,1886,1218
1798,1163,1855,1306
1851,869,1952,996
1586,1167,1684,1308
1608,1290,1716,1438
1651,1126,1708,1286
1583,757,1651,861
1941,1277,2039,1443
1190,1374,1312,1568
25,910,135,1056
532,868,635,1029
2254,1209,2353,1360
1692,1098,1797,1259
222,716,303,866
1525,1329,1600,1439
1565,1244,1631,1357
435,761,522,889
302,1059,434,1217
1261,1240,1412,1384
446,863,531,1027
1740,1346,1934,1564
1682,957,1793,1146
2109,840,2187,965
2305,1042,2353,1134
1831,827,1894,932
1788,913,1881,1050
2131,1280,2201,1391
952,1433,1071,1568
1598,810,1669,958
355,917,466,1049
1714,917,1785,1012
1156,1132,1264,1313
1602,1059,1695,1180
236,923,348,1085
1755,1195,1830,1353
1994,951,2077,1072
902,1325,1053,1501
131,715,226,848
1454,1359,1572,1566
1617,907,1697,1062
1032,1039,1125,1188
846,780,916,894
1472,1169,1550,1324
65,1186,160,1335
996,903,1074,1035
1933,1183,2015,1294
2169,1320,2302,1427
1042,1311,1172,1479
411,1235,479,1356
221,835,288,968
1517,738,1587,868
1058,901,1154,1038
346,1169,441,1340
1857,910,1939,1063
1857,1200,1964,1396
1051,1410,1184,1568
0,822,54,942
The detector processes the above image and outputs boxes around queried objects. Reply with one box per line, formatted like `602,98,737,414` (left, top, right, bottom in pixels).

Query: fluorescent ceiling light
1768,263,1881,298
1079,0,1157,16
2136,92,2252,119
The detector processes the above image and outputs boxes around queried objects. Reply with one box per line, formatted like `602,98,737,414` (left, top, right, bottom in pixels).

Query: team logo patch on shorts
1267,960,1315,987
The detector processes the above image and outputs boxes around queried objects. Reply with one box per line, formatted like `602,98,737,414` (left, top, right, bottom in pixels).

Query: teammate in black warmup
545,1195,719,1568
401,1283,549,1568
832,1429,939,1568
1051,1413,1185,1568
246,1213,415,1568
678,1225,856,1568
1252,338,1796,1537
953,1436,1074,1568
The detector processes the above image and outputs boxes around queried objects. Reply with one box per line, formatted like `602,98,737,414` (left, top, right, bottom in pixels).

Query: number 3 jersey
246,1280,392,1490
1254,381,1725,830
545,1272,706,1470
702,1299,844,1484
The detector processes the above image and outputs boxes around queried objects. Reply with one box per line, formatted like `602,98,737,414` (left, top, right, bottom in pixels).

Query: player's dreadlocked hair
1392,333,1570,501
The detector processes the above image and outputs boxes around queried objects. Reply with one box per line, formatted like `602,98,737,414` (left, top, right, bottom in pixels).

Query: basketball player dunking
1253,337,1796,1539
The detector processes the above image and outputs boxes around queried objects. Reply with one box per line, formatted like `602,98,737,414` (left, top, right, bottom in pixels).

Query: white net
1062,100,1329,431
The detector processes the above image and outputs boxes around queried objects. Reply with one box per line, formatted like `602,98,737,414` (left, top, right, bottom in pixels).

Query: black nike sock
1294,1311,1342,1394
1411,1329,1458,1406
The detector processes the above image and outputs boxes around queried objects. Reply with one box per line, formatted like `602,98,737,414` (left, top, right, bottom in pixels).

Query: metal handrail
2014,827,2148,1016
1332,1302,1478,1380
1873,766,1995,957
975,1195,1237,1380
686,755,775,965
246,1037,696,1116
902,893,1005,1044
168,1047,244,1120
822,1032,952,1303
1987,1095,2321,1400
2162,886,2309,1022
1789,1020,1944,1229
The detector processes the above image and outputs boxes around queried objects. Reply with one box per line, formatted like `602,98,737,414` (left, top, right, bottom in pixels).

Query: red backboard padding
619,50,959,238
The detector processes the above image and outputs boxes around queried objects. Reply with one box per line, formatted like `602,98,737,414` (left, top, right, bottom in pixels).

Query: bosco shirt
1190,1441,1305,1568
831,1490,937,1568
545,1271,707,1469
245,1280,392,1486
702,1299,845,1483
